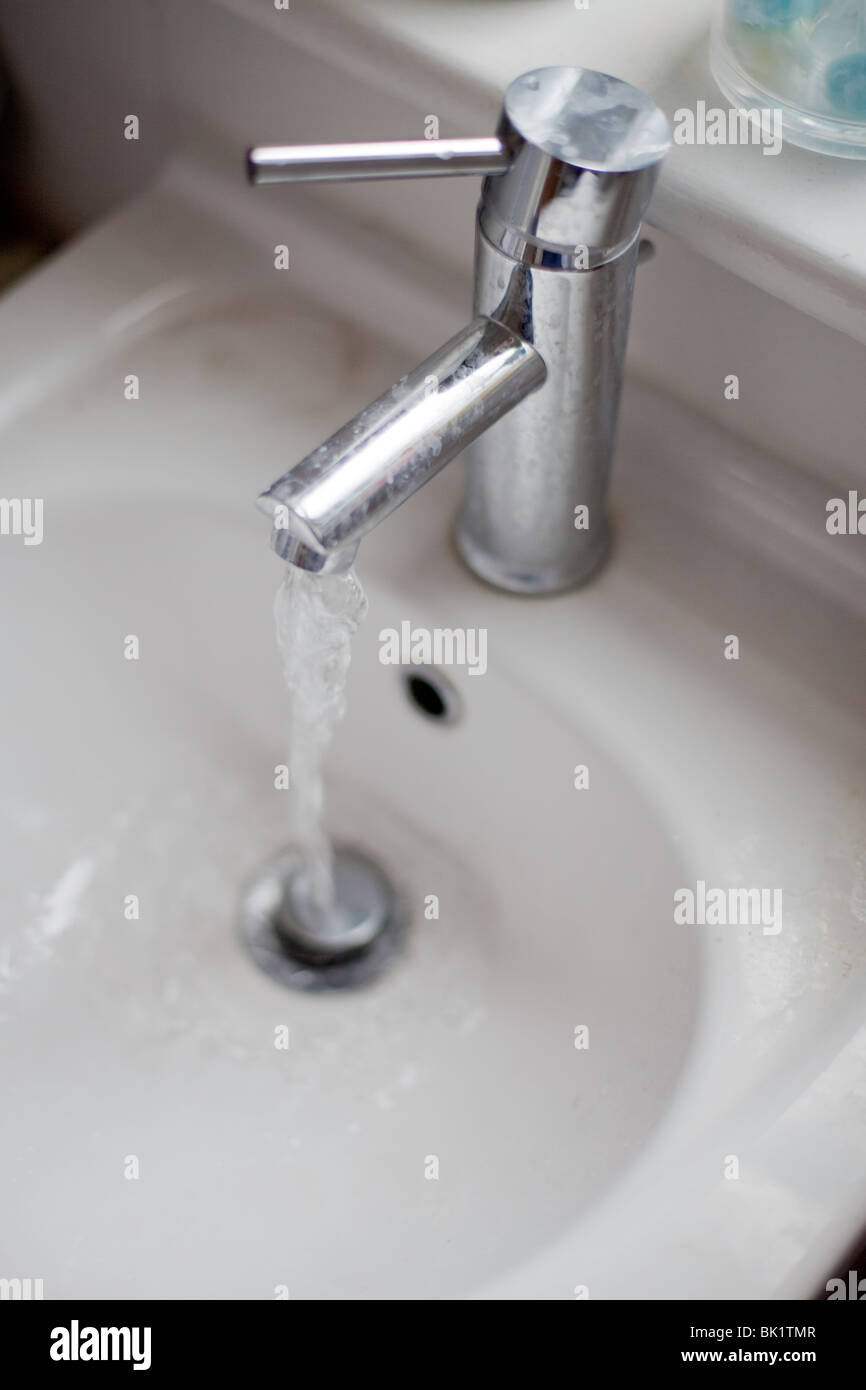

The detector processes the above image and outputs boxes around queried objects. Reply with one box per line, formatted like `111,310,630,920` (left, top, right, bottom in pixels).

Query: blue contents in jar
732,0,822,26
825,51,866,118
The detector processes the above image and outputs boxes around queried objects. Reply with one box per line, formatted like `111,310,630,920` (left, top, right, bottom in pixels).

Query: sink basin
1,167,864,1300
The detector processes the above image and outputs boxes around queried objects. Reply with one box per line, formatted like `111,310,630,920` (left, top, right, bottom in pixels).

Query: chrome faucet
249,66,669,594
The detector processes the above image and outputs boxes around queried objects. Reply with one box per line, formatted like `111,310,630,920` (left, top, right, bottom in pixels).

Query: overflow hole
403,667,462,725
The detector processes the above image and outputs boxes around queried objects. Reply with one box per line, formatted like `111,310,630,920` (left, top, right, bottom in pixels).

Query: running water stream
274,564,368,919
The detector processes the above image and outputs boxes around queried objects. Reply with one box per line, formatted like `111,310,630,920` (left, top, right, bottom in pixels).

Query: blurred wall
0,0,166,236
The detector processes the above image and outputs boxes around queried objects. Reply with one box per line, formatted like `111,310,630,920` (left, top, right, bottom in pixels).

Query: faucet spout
257,316,545,572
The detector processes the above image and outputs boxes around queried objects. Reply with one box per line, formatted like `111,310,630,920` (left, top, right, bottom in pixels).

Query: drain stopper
239,846,404,991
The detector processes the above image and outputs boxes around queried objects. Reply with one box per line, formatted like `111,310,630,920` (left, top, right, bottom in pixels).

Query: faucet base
453,515,612,596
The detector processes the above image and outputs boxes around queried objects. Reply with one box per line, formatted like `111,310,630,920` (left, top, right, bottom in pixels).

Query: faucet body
457,218,637,593
251,67,670,593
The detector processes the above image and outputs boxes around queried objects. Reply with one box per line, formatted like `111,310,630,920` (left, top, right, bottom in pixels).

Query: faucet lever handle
247,137,509,185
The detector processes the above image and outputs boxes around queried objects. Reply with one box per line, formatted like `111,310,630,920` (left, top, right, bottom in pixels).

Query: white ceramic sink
0,165,864,1299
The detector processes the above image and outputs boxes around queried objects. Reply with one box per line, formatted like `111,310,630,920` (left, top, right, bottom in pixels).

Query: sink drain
239,845,405,991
